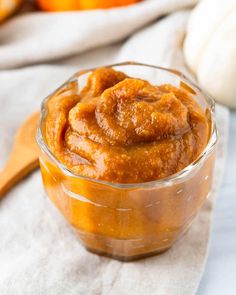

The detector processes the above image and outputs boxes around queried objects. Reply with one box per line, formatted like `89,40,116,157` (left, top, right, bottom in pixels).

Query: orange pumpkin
80,0,141,9
0,0,22,22
37,0,80,11
37,0,141,11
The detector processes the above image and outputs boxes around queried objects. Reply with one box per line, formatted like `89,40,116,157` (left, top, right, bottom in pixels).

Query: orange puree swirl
44,68,209,183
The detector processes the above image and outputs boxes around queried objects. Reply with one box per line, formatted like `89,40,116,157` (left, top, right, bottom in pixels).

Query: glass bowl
36,62,217,261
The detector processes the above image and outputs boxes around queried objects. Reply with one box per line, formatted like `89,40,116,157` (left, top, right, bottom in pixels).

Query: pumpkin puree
39,66,215,260
44,67,209,183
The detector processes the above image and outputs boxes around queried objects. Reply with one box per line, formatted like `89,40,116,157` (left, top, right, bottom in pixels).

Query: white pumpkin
184,0,236,108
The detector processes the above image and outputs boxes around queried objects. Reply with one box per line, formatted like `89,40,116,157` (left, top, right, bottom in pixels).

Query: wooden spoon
0,112,40,199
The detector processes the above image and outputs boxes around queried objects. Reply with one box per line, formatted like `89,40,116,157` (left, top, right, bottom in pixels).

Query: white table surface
197,111,236,295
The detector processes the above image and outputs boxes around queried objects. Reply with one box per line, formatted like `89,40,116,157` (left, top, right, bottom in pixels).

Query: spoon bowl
0,112,40,198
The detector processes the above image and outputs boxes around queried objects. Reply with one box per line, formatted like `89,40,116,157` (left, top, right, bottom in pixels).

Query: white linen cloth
0,0,230,294
0,0,198,69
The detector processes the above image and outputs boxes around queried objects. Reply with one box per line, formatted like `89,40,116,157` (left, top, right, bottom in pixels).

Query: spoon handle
0,159,39,199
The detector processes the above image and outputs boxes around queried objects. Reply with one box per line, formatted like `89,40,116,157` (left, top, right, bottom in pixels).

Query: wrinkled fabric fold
0,0,197,69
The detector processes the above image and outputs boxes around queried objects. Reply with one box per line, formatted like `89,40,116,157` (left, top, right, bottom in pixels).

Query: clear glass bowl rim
36,61,218,189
